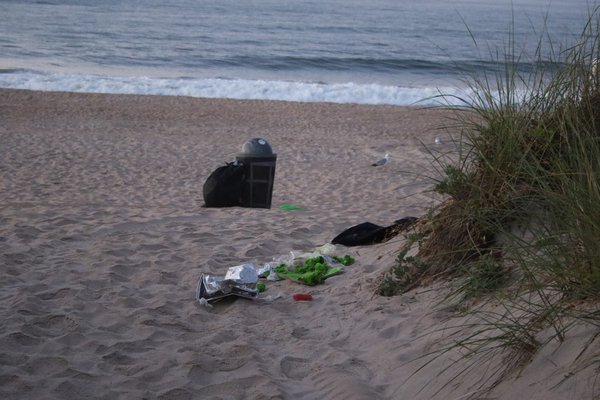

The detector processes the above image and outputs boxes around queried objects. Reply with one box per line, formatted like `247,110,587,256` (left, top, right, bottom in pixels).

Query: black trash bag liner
331,217,418,247
393,216,418,227
203,162,244,207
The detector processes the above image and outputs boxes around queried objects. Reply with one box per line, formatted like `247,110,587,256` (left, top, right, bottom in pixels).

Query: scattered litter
314,243,337,255
293,293,313,301
224,263,258,283
332,255,355,266
279,203,304,211
263,244,354,286
262,292,284,302
196,264,259,304
197,297,213,308
331,217,418,246
196,244,356,305
274,256,345,286
267,270,281,281
256,263,271,277
257,262,283,281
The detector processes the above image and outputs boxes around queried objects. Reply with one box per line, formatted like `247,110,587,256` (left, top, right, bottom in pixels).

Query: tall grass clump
445,9,600,305
412,7,600,306
383,7,600,394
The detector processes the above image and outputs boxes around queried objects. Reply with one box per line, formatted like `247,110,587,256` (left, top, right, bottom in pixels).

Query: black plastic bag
331,222,390,246
331,217,418,246
203,163,244,207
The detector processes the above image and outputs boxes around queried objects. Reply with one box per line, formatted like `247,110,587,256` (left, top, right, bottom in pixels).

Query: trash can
235,138,277,208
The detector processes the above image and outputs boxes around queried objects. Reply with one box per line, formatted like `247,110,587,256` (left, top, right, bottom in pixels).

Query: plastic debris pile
196,244,355,305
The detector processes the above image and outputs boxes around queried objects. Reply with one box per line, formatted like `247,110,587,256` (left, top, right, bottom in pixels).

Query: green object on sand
332,255,355,266
256,282,266,292
279,203,304,211
275,256,343,286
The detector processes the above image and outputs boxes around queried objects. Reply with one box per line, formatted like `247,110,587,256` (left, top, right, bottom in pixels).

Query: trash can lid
240,138,274,156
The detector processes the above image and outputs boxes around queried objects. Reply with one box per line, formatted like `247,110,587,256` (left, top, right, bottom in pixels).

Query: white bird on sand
371,153,389,166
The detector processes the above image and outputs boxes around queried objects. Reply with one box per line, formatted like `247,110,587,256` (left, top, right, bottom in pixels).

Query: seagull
371,153,389,166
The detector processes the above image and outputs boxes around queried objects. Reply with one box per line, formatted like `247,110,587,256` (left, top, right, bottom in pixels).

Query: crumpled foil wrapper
196,264,259,303
224,263,258,284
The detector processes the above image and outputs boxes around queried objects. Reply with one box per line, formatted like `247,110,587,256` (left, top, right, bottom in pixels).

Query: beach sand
1,88,597,399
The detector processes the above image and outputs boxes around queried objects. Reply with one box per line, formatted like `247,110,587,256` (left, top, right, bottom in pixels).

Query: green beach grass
379,6,600,396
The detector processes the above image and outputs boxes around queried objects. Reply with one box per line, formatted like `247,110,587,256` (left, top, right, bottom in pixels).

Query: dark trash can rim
239,138,275,156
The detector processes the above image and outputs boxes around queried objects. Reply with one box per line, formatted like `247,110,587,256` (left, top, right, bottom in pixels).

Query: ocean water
0,0,593,105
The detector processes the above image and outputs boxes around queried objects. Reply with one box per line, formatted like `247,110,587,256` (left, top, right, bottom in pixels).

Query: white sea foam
0,70,471,106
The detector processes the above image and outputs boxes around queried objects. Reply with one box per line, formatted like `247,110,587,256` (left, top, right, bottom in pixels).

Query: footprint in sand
36,287,72,301
6,332,42,346
31,314,79,337
108,263,139,278
291,326,310,339
23,356,69,376
208,329,238,345
336,357,374,381
157,388,193,400
105,248,136,258
377,323,405,340
157,270,178,285
311,372,383,399
280,356,311,380
102,350,135,366
15,225,44,241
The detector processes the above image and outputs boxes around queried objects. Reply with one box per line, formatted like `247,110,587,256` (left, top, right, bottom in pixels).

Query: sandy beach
1,88,597,399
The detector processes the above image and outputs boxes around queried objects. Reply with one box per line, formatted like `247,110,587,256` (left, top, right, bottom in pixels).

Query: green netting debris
274,255,353,286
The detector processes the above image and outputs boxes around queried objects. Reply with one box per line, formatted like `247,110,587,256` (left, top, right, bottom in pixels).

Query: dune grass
380,6,600,395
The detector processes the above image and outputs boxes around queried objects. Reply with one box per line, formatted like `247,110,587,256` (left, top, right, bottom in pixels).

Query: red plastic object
293,293,313,301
